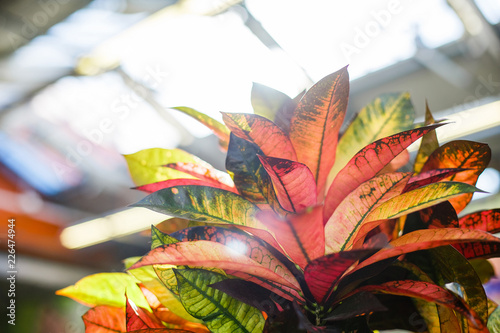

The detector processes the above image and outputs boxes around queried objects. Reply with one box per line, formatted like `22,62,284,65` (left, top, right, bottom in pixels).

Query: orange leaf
82,305,126,333
290,66,349,198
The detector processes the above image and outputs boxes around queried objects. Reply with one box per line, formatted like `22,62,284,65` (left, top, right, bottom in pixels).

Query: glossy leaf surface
164,162,235,188
257,206,324,269
324,125,440,220
324,172,412,254
290,66,349,197
124,148,202,186
82,305,126,333
222,113,297,161
175,269,265,333
329,92,415,185
56,273,149,310
171,106,230,148
132,185,263,228
258,156,316,212
130,240,300,290
421,140,491,213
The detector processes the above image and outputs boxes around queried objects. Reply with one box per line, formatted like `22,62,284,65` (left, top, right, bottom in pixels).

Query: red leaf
129,241,301,291
324,172,412,254
257,206,324,269
403,168,467,193
459,209,500,233
289,66,349,198
324,125,441,221
135,179,237,194
126,298,163,331
222,113,297,160
352,280,485,329
419,201,459,228
82,305,126,333
453,242,500,259
304,249,376,304
164,162,235,188
258,156,316,212
352,228,500,274
421,140,491,213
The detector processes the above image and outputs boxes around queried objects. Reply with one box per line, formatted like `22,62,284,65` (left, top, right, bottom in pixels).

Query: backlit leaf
126,298,163,331
124,148,203,186
353,280,485,329
488,305,500,332
290,66,349,197
421,140,491,213
353,228,500,273
329,92,415,186
324,125,441,220
257,206,324,269
365,182,481,222
129,241,301,291
419,201,459,228
175,269,265,333
82,305,126,333
304,249,376,304
136,178,237,194
453,242,500,260
258,156,316,212
222,113,297,160
324,172,412,254
414,102,440,173
170,106,230,148
56,273,149,310
165,162,234,188
251,82,293,123
403,168,467,193
459,209,500,233
132,185,263,229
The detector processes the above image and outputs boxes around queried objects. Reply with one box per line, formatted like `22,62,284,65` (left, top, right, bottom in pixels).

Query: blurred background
0,0,499,331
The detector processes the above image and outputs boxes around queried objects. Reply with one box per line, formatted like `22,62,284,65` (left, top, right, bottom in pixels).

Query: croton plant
58,67,500,332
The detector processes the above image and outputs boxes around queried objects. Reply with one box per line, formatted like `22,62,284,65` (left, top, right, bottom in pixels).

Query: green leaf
124,148,203,186
251,82,292,121
289,66,349,198
170,106,230,148
365,182,482,222
130,241,301,291
488,305,500,332
421,140,491,213
324,172,412,254
56,273,150,310
174,269,265,333
258,156,316,213
414,102,440,173
222,112,297,161
324,125,441,221
128,264,199,323
329,92,415,185
132,185,264,229
136,178,238,194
